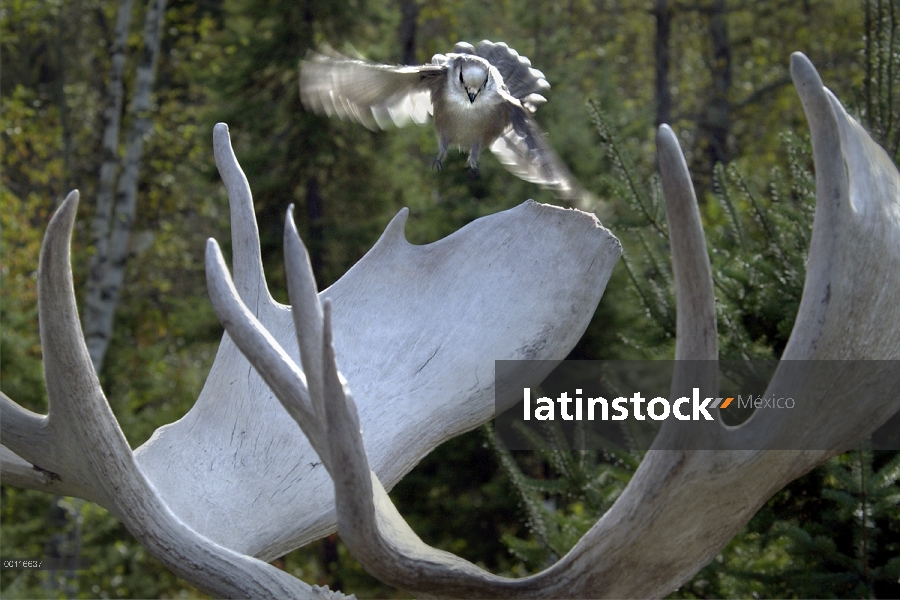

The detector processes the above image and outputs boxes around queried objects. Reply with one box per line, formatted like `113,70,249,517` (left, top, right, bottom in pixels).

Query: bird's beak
467,90,477,103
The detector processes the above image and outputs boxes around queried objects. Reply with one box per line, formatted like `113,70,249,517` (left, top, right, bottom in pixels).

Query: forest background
2,0,899,597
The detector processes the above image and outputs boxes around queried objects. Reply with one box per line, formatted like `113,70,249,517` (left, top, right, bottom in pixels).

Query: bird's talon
433,159,443,172
469,167,480,179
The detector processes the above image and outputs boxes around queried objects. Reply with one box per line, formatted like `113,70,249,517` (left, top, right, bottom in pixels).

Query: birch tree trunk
84,0,133,369
83,0,167,372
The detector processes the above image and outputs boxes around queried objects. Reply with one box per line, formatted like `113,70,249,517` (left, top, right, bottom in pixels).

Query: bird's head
453,56,492,104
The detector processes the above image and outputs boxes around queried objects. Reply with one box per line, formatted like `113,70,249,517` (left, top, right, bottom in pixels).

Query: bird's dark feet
432,158,443,172
468,166,480,179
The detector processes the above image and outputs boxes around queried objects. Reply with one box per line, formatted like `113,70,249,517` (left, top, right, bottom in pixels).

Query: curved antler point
790,51,826,97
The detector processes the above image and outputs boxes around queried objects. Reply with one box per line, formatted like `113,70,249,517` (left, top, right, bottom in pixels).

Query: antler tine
212,123,273,309
313,301,540,598
783,52,900,361
1,191,99,501
732,53,900,454
655,124,722,448
284,204,327,428
320,298,375,533
781,53,848,360
656,124,718,363
204,237,325,453
1,192,335,599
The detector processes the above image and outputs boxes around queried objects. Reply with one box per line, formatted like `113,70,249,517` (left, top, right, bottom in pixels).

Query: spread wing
472,40,550,109
490,99,587,201
300,48,446,130
464,41,587,201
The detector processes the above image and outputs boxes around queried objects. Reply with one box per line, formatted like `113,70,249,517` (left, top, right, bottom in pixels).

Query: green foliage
486,423,638,571
0,188,48,414
708,133,815,359
1,488,203,598
672,451,900,598
586,97,817,361
780,450,900,597
788,456,899,598
588,101,676,358
389,429,524,572
860,0,900,163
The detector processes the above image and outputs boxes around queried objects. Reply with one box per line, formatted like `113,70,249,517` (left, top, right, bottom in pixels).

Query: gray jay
300,40,585,200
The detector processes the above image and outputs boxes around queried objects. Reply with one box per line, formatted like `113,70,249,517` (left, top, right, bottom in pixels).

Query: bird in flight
300,40,586,201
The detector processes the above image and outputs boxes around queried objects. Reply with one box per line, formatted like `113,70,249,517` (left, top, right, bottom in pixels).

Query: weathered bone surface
212,53,900,598
0,122,620,565
0,193,338,599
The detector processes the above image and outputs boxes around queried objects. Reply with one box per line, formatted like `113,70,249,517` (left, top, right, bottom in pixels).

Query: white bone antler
0,193,338,598
1,125,619,594
134,125,619,560
209,53,900,598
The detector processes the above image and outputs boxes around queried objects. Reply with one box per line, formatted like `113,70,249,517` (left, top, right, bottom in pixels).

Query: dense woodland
2,0,899,597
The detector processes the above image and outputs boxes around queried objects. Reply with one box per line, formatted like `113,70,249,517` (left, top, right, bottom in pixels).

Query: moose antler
0,192,339,598
1,121,618,596
208,53,900,598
